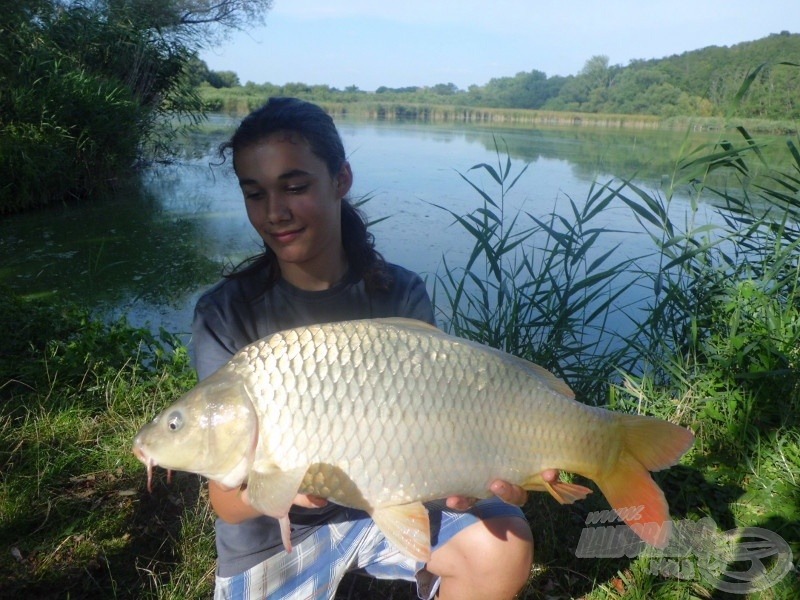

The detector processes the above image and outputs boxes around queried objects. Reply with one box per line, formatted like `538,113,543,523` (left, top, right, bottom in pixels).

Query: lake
0,116,734,341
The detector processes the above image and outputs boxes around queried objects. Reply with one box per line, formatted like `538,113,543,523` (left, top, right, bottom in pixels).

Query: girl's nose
266,196,291,223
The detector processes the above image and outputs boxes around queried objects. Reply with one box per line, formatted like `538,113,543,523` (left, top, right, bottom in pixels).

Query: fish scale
133,317,694,561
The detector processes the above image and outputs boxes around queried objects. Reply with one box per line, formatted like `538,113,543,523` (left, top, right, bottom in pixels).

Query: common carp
133,318,693,561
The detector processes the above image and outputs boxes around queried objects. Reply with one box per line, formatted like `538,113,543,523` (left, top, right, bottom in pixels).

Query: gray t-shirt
190,262,435,577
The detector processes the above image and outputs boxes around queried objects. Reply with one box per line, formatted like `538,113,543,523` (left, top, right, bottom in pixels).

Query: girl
192,97,543,599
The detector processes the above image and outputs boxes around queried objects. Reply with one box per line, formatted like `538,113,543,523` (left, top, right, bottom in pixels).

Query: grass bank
199,86,798,134
2,128,799,598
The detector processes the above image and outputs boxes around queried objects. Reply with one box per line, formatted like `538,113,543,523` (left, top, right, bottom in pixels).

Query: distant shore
199,88,799,134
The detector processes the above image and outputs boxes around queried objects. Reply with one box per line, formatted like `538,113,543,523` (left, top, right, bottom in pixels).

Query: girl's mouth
271,228,304,243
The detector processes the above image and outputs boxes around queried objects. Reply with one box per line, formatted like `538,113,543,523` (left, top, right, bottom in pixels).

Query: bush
0,2,203,214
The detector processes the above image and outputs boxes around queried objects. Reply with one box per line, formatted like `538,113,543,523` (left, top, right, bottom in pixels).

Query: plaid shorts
214,498,525,600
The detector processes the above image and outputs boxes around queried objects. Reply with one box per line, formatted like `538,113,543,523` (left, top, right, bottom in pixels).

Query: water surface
0,117,731,339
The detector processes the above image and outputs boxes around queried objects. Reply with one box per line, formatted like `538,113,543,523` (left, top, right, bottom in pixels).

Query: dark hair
219,97,390,291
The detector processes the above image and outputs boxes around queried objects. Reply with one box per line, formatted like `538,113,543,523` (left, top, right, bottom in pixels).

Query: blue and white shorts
214,498,526,600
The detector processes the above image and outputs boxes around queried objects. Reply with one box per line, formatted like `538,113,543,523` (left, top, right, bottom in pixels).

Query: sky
199,0,800,91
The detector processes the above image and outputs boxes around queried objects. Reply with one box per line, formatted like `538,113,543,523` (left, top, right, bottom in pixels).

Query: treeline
0,0,271,215
206,32,800,121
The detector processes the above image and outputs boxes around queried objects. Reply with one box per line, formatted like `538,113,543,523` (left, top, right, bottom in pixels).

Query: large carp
133,318,693,561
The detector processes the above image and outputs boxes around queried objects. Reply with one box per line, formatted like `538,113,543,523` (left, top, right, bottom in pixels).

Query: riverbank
199,86,799,134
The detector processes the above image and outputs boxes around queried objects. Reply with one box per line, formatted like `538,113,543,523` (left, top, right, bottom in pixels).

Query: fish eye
167,411,184,432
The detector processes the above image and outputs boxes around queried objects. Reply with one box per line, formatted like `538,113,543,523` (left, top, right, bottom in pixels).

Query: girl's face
234,133,352,290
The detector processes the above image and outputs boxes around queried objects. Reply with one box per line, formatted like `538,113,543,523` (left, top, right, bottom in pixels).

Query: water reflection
0,117,738,337
0,175,220,336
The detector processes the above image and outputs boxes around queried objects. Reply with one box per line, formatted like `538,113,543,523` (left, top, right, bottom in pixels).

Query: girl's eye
287,184,309,194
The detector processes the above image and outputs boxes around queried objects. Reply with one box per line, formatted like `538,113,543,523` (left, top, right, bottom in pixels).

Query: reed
433,129,800,598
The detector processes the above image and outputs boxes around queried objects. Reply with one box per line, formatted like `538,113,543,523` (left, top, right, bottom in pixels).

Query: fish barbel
133,318,693,560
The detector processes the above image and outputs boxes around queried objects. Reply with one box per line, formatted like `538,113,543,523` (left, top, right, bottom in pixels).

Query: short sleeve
190,293,239,381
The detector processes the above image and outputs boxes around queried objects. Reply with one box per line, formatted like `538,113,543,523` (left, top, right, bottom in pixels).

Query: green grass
2,127,799,598
0,299,213,598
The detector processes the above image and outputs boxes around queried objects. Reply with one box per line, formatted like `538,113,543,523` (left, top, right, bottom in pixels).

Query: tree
184,53,212,86
1,0,274,213
207,69,240,88
580,55,611,86
431,82,459,95
99,0,273,45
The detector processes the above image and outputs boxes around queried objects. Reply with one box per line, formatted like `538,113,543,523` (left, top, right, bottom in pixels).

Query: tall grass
0,296,214,598
432,137,638,401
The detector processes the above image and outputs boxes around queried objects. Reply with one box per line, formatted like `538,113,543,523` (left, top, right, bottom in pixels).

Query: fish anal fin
522,472,592,504
371,502,431,562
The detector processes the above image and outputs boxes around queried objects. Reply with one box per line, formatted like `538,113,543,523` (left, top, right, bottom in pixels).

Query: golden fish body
133,318,693,560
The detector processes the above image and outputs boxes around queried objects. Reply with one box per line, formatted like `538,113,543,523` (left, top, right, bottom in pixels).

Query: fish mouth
133,445,172,492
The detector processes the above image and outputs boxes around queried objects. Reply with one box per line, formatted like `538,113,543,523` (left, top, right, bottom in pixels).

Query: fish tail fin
594,415,694,548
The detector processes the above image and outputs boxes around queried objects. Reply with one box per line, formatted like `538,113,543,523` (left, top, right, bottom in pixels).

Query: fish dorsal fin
464,339,575,400
375,317,441,333
519,360,575,400
370,501,431,562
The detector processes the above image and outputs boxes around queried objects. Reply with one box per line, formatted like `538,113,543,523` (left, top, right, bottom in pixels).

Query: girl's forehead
264,130,307,145
234,133,326,176
239,132,311,157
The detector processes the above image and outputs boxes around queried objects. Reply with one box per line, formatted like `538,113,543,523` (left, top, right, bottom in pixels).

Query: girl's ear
336,161,353,198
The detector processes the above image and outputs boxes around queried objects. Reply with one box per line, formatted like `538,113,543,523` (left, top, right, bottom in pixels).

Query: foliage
0,0,272,214
431,130,800,598
432,139,637,401
0,293,206,599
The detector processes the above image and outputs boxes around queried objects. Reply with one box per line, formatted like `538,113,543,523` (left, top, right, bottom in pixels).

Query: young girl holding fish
192,97,550,599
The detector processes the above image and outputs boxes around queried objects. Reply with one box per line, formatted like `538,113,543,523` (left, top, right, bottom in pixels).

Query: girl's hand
291,493,328,509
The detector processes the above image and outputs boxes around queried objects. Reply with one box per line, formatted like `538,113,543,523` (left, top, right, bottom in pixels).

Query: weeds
0,294,211,599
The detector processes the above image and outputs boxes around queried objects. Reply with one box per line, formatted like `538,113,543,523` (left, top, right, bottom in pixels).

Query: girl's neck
279,251,349,291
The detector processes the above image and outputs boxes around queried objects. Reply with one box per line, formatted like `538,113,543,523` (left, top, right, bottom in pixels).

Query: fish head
132,368,258,490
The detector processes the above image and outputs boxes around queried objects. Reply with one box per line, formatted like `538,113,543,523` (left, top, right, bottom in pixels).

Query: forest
0,0,273,214
204,32,800,122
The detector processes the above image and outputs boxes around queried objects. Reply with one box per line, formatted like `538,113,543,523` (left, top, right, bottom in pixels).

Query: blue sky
199,0,800,91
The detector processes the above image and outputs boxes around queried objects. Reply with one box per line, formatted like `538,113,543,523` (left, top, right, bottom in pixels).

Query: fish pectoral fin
277,515,293,554
370,502,432,563
247,465,309,554
246,465,307,524
522,472,593,504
